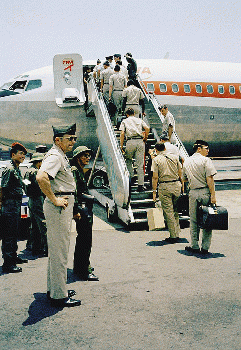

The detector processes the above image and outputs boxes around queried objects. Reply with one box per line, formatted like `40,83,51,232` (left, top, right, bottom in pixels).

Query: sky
0,0,241,85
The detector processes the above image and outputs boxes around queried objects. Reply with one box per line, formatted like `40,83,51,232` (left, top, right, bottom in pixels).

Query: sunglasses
63,136,77,142
82,153,91,158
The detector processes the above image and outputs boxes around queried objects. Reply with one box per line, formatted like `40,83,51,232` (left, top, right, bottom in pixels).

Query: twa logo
63,59,74,71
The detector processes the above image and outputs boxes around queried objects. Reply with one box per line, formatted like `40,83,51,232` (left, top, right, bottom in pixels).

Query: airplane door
53,53,85,107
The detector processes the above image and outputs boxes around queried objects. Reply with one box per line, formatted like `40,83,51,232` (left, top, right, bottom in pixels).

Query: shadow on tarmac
146,238,189,246
22,293,62,326
177,249,226,259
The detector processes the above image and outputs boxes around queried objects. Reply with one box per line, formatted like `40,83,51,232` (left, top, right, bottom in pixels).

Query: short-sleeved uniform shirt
122,85,144,105
1,160,24,199
109,73,127,91
39,144,76,195
152,151,181,182
162,111,175,135
183,153,217,190
164,142,180,157
100,67,114,85
119,116,148,139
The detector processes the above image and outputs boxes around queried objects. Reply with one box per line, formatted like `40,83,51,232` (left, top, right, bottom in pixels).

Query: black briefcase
198,204,228,230
177,193,189,217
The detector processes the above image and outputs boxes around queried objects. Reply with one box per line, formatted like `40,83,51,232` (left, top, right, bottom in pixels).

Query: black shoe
2,265,22,273
137,185,147,192
200,248,209,255
50,297,81,308
47,290,76,300
185,246,200,253
15,256,28,264
75,272,99,281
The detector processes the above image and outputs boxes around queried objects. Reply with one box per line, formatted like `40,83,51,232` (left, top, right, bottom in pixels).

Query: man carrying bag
183,140,217,255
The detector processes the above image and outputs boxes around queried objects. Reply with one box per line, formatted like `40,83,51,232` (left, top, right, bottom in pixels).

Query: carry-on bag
198,204,228,230
147,207,165,231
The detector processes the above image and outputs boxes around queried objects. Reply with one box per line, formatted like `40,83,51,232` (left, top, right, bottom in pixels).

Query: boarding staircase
87,76,189,228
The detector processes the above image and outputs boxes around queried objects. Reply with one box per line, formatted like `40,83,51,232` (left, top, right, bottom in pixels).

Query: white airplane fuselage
0,58,241,157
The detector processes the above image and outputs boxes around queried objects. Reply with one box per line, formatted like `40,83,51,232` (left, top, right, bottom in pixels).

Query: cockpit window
9,80,27,91
25,80,42,91
0,82,14,90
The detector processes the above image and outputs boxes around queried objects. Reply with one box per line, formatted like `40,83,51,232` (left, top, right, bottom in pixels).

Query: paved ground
0,189,241,350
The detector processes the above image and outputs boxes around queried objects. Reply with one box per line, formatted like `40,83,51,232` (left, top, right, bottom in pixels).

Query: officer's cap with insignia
52,123,76,138
29,152,45,163
114,54,121,58
105,55,113,60
73,146,92,159
103,60,110,66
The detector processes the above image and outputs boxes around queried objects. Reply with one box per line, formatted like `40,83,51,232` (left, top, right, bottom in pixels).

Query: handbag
198,204,228,230
177,193,189,217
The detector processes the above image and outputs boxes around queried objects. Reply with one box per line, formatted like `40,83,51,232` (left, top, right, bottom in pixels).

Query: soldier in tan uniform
100,61,114,103
37,124,81,307
122,80,145,118
152,143,183,243
183,140,217,254
109,65,127,123
119,108,150,192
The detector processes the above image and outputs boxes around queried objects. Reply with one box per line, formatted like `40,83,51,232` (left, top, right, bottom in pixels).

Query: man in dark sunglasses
37,123,81,307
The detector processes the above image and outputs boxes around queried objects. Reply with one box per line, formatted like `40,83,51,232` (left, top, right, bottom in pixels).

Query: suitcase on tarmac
198,204,228,230
147,207,165,231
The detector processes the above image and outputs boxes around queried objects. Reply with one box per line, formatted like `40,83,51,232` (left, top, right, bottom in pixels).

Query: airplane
0,54,241,158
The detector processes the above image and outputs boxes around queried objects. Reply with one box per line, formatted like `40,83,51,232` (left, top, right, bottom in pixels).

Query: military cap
114,54,121,58
160,132,169,141
73,146,92,159
105,55,113,60
103,61,110,66
97,59,101,63
29,152,45,163
125,52,132,58
11,142,27,154
52,123,76,137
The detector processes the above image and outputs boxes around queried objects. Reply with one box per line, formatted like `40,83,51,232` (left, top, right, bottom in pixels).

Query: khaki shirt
162,111,175,134
100,67,114,85
183,153,217,190
119,116,148,139
152,151,181,182
40,144,76,194
109,72,127,91
122,85,144,105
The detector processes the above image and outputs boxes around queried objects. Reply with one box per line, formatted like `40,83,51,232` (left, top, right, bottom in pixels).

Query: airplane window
196,84,202,93
172,84,179,93
9,80,27,91
218,85,224,94
159,83,167,92
25,80,42,91
229,85,235,94
207,85,214,94
184,84,190,93
147,83,154,92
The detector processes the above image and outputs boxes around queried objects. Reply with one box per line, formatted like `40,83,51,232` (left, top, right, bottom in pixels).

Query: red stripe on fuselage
143,81,241,99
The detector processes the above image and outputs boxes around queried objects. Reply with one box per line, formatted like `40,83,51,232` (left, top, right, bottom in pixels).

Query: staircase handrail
137,75,189,161
87,77,130,208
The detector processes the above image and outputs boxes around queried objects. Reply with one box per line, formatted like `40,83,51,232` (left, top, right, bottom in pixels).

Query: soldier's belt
159,179,179,183
54,192,75,196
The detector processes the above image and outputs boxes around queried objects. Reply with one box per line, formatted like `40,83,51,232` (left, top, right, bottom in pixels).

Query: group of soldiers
86,53,145,124
0,124,98,308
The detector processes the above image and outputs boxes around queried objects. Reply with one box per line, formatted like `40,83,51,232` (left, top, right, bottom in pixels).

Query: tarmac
0,189,241,350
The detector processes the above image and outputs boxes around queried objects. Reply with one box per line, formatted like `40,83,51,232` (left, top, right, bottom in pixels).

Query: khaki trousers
158,181,181,238
125,139,145,186
44,196,74,299
189,187,212,250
